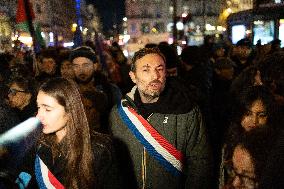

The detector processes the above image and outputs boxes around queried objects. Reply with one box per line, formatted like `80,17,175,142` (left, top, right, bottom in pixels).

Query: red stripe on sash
48,171,65,189
128,108,184,162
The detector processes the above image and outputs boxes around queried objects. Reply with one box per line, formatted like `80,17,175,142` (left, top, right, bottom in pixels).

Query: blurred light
118,39,124,46
123,17,127,22
246,30,252,34
63,42,74,47
123,49,129,57
206,24,216,31
227,8,232,13
254,20,264,25
123,34,130,43
151,27,158,33
49,32,54,42
182,13,187,18
83,28,88,35
72,23,77,28
177,46,182,55
217,26,223,31
41,32,45,38
168,37,173,44
167,23,174,32
80,26,83,31
182,40,187,45
176,22,184,30
18,36,33,46
232,25,246,44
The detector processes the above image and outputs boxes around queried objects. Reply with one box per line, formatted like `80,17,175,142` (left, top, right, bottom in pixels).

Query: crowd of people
0,36,284,189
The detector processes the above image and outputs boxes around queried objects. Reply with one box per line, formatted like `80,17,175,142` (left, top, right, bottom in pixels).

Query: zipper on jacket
141,114,152,189
147,113,153,121
142,147,147,189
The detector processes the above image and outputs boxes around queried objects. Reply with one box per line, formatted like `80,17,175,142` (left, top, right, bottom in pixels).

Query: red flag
16,0,35,23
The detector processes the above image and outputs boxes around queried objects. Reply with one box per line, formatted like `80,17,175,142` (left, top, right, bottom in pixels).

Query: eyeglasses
225,163,257,188
8,88,26,96
72,63,93,70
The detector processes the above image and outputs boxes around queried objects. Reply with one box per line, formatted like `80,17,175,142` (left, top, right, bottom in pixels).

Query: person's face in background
61,60,74,79
166,67,178,77
253,71,263,86
241,99,268,132
237,46,252,61
41,57,57,75
8,82,32,110
72,57,95,84
36,91,69,142
215,47,225,58
232,145,257,189
215,66,234,81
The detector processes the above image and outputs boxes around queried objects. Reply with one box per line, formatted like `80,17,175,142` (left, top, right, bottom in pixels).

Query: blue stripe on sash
35,155,48,189
117,103,181,176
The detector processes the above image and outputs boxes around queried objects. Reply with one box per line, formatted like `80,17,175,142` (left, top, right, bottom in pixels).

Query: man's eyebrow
157,64,164,67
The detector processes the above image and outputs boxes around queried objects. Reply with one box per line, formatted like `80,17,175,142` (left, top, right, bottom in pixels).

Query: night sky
86,0,125,36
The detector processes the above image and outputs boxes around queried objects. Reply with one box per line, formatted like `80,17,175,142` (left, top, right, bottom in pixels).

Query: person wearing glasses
69,46,121,133
7,77,37,122
223,128,274,189
219,86,280,188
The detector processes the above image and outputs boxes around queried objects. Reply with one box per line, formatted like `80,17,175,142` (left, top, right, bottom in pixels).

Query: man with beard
35,49,59,84
109,48,213,189
69,46,110,133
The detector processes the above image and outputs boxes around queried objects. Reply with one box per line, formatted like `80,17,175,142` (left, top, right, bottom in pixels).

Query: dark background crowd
0,35,284,189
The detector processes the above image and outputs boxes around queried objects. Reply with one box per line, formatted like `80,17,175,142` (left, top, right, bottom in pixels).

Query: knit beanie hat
69,46,97,63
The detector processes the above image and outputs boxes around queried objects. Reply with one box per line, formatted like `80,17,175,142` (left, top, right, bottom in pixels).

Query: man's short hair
131,47,165,71
69,46,97,63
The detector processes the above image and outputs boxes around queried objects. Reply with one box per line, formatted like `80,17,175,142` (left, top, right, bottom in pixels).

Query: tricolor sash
117,100,184,176
35,155,65,189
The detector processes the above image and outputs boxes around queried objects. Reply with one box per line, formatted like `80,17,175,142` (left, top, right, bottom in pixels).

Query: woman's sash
34,155,65,189
117,101,184,176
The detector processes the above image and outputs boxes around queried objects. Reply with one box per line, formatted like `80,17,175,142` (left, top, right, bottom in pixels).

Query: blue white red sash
35,155,65,189
117,100,184,176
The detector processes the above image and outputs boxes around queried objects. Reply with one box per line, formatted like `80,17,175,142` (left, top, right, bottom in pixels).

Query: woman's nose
36,111,44,122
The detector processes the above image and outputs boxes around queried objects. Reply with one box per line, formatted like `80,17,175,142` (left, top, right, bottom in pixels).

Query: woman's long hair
38,77,94,188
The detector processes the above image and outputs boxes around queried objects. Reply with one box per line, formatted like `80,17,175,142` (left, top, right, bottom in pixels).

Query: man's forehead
72,57,94,64
136,54,165,65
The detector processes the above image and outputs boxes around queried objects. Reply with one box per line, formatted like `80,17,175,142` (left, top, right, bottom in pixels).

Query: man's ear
129,71,137,84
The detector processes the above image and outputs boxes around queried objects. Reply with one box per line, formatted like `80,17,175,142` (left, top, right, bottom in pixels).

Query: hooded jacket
109,78,213,189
